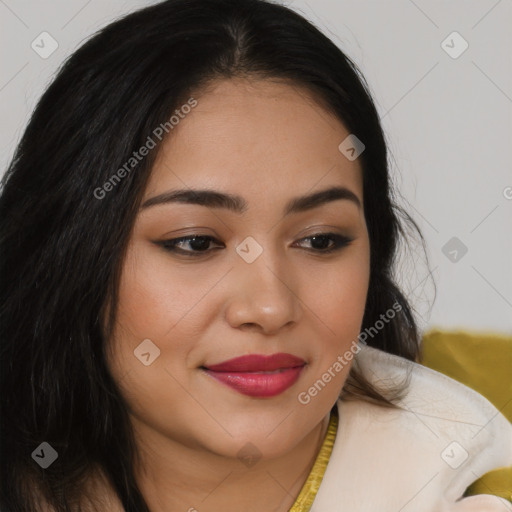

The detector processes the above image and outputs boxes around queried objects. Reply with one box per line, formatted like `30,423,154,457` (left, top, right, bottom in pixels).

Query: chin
201,410,318,462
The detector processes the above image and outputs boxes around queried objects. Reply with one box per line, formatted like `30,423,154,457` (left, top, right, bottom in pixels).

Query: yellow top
288,406,338,512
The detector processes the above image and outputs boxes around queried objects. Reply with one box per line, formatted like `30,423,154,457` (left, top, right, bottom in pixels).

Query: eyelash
156,233,354,257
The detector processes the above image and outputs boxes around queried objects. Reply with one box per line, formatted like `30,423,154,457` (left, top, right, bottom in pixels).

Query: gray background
1,0,511,334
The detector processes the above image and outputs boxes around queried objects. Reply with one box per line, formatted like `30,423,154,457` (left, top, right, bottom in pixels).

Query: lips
202,353,306,398
206,353,306,372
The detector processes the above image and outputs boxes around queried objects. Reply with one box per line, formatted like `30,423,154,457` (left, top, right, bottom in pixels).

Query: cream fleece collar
312,344,512,512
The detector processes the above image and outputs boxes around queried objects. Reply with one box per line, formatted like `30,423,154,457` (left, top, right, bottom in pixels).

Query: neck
132,411,332,512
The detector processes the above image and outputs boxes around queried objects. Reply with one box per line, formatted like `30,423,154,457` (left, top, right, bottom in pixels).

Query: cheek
106,244,185,384
106,241,232,390
303,244,370,343
113,243,217,342
324,263,368,327
106,244,209,440
297,244,369,396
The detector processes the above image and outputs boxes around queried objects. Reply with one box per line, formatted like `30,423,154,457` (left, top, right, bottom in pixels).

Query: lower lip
203,366,305,398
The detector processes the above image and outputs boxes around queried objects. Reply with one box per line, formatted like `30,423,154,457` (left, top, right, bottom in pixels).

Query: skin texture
106,78,371,511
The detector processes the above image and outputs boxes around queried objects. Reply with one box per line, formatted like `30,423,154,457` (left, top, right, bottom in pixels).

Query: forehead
146,78,363,207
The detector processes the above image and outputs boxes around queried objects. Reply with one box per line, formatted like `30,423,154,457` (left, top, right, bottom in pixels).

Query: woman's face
108,78,370,462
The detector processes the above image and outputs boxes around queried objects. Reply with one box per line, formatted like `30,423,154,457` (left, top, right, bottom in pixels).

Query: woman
1,0,510,510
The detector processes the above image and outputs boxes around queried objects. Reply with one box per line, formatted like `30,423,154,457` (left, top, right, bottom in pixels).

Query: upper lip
204,353,306,372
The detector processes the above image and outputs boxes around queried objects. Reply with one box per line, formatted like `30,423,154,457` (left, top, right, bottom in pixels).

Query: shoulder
312,345,512,512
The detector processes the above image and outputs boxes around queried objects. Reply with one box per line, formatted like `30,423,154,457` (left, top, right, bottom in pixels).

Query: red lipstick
203,353,306,398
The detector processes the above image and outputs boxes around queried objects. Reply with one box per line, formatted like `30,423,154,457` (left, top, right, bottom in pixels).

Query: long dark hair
0,0,431,509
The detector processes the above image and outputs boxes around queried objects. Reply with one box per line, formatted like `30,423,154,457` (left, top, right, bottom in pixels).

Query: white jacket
312,344,512,511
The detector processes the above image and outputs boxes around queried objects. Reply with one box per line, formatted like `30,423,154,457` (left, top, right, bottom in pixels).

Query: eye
293,233,354,254
156,235,223,256
155,232,353,257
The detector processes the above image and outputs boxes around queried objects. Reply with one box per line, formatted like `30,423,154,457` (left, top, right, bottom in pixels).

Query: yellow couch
420,328,512,502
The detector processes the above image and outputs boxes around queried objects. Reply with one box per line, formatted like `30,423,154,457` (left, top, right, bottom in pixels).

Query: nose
223,250,302,335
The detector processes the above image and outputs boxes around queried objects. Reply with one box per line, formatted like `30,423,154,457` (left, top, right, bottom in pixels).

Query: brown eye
294,233,353,254
156,235,224,256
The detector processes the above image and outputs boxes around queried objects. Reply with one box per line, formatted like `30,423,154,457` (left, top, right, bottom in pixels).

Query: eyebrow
141,185,361,216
